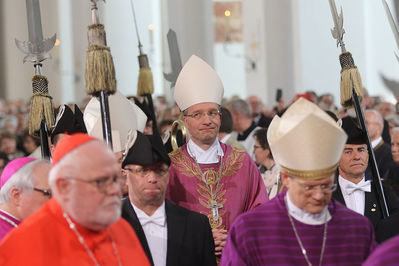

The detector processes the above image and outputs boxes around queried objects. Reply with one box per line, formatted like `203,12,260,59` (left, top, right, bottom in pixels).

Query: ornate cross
208,200,223,222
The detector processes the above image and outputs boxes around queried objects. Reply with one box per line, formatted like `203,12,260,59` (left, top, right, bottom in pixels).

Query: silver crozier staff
15,0,56,159
328,0,389,218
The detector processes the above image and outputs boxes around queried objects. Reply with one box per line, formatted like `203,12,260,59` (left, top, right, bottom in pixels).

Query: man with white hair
0,157,51,240
0,134,149,265
226,98,262,156
365,109,395,179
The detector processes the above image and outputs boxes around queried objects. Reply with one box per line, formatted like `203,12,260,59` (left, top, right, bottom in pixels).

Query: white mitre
83,91,147,152
174,55,224,111
267,98,347,179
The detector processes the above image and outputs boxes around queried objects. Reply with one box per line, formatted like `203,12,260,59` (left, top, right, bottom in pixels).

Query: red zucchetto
52,133,96,166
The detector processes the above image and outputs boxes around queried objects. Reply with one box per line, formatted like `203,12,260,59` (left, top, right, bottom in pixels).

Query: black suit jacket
333,177,399,242
122,199,217,266
374,141,395,179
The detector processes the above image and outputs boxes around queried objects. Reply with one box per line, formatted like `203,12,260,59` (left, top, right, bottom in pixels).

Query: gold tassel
137,67,154,96
339,52,364,108
137,54,154,96
28,75,55,136
85,24,117,97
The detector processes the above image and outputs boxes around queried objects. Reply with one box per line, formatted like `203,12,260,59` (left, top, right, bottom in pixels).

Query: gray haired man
0,157,51,240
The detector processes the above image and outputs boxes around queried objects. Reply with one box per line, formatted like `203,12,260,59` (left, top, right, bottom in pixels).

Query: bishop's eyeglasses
295,181,338,194
33,188,52,198
183,110,221,120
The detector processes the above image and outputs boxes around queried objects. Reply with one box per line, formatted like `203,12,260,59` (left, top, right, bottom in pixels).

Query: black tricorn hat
341,116,367,145
50,104,87,143
122,130,170,168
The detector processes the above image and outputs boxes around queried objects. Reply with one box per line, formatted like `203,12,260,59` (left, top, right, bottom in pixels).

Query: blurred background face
365,112,382,140
1,137,16,155
253,138,267,166
23,136,39,154
392,131,399,164
247,96,262,117
378,102,394,118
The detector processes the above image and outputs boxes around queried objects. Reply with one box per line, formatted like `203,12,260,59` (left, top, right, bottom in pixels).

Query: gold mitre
267,98,347,179
174,55,224,111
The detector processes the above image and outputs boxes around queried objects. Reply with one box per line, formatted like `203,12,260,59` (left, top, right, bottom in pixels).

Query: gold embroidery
170,147,246,229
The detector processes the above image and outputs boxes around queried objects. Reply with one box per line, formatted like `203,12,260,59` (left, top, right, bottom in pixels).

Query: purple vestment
0,209,20,241
363,234,399,265
167,143,268,230
221,192,377,266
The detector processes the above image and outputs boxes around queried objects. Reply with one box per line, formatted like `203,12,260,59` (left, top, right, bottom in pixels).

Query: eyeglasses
124,166,169,178
296,182,337,194
33,187,52,198
183,110,221,120
69,175,126,194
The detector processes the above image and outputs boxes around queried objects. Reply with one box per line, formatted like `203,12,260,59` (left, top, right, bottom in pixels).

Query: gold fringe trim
340,67,363,108
338,52,363,108
85,44,117,96
280,163,338,180
137,67,154,96
28,75,55,136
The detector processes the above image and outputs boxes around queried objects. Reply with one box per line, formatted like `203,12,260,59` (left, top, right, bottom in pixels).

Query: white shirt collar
187,138,224,164
286,193,331,225
371,136,382,148
131,201,166,227
338,175,371,195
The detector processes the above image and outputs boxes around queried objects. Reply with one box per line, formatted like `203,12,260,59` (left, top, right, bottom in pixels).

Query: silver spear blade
15,0,56,64
163,29,183,88
382,0,399,62
328,0,346,52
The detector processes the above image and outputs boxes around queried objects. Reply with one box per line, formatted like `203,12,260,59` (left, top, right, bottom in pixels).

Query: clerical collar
371,137,382,149
286,193,331,225
237,121,257,141
187,138,224,164
131,201,166,227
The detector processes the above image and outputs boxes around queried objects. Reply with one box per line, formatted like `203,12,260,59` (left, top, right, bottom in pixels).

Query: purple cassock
0,209,20,241
221,192,377,266
363,234,399,265
167,142,268,230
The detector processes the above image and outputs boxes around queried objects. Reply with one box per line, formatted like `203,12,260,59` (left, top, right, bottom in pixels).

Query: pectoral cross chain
208,200,223,222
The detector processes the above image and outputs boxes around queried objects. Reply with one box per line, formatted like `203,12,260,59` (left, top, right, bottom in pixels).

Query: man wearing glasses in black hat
122,130,216,266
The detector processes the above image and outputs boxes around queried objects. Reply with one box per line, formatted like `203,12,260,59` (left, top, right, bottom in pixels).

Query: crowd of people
1,54,399,265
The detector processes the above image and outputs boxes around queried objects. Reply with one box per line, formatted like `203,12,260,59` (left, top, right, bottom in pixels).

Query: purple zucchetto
0,157,36,188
